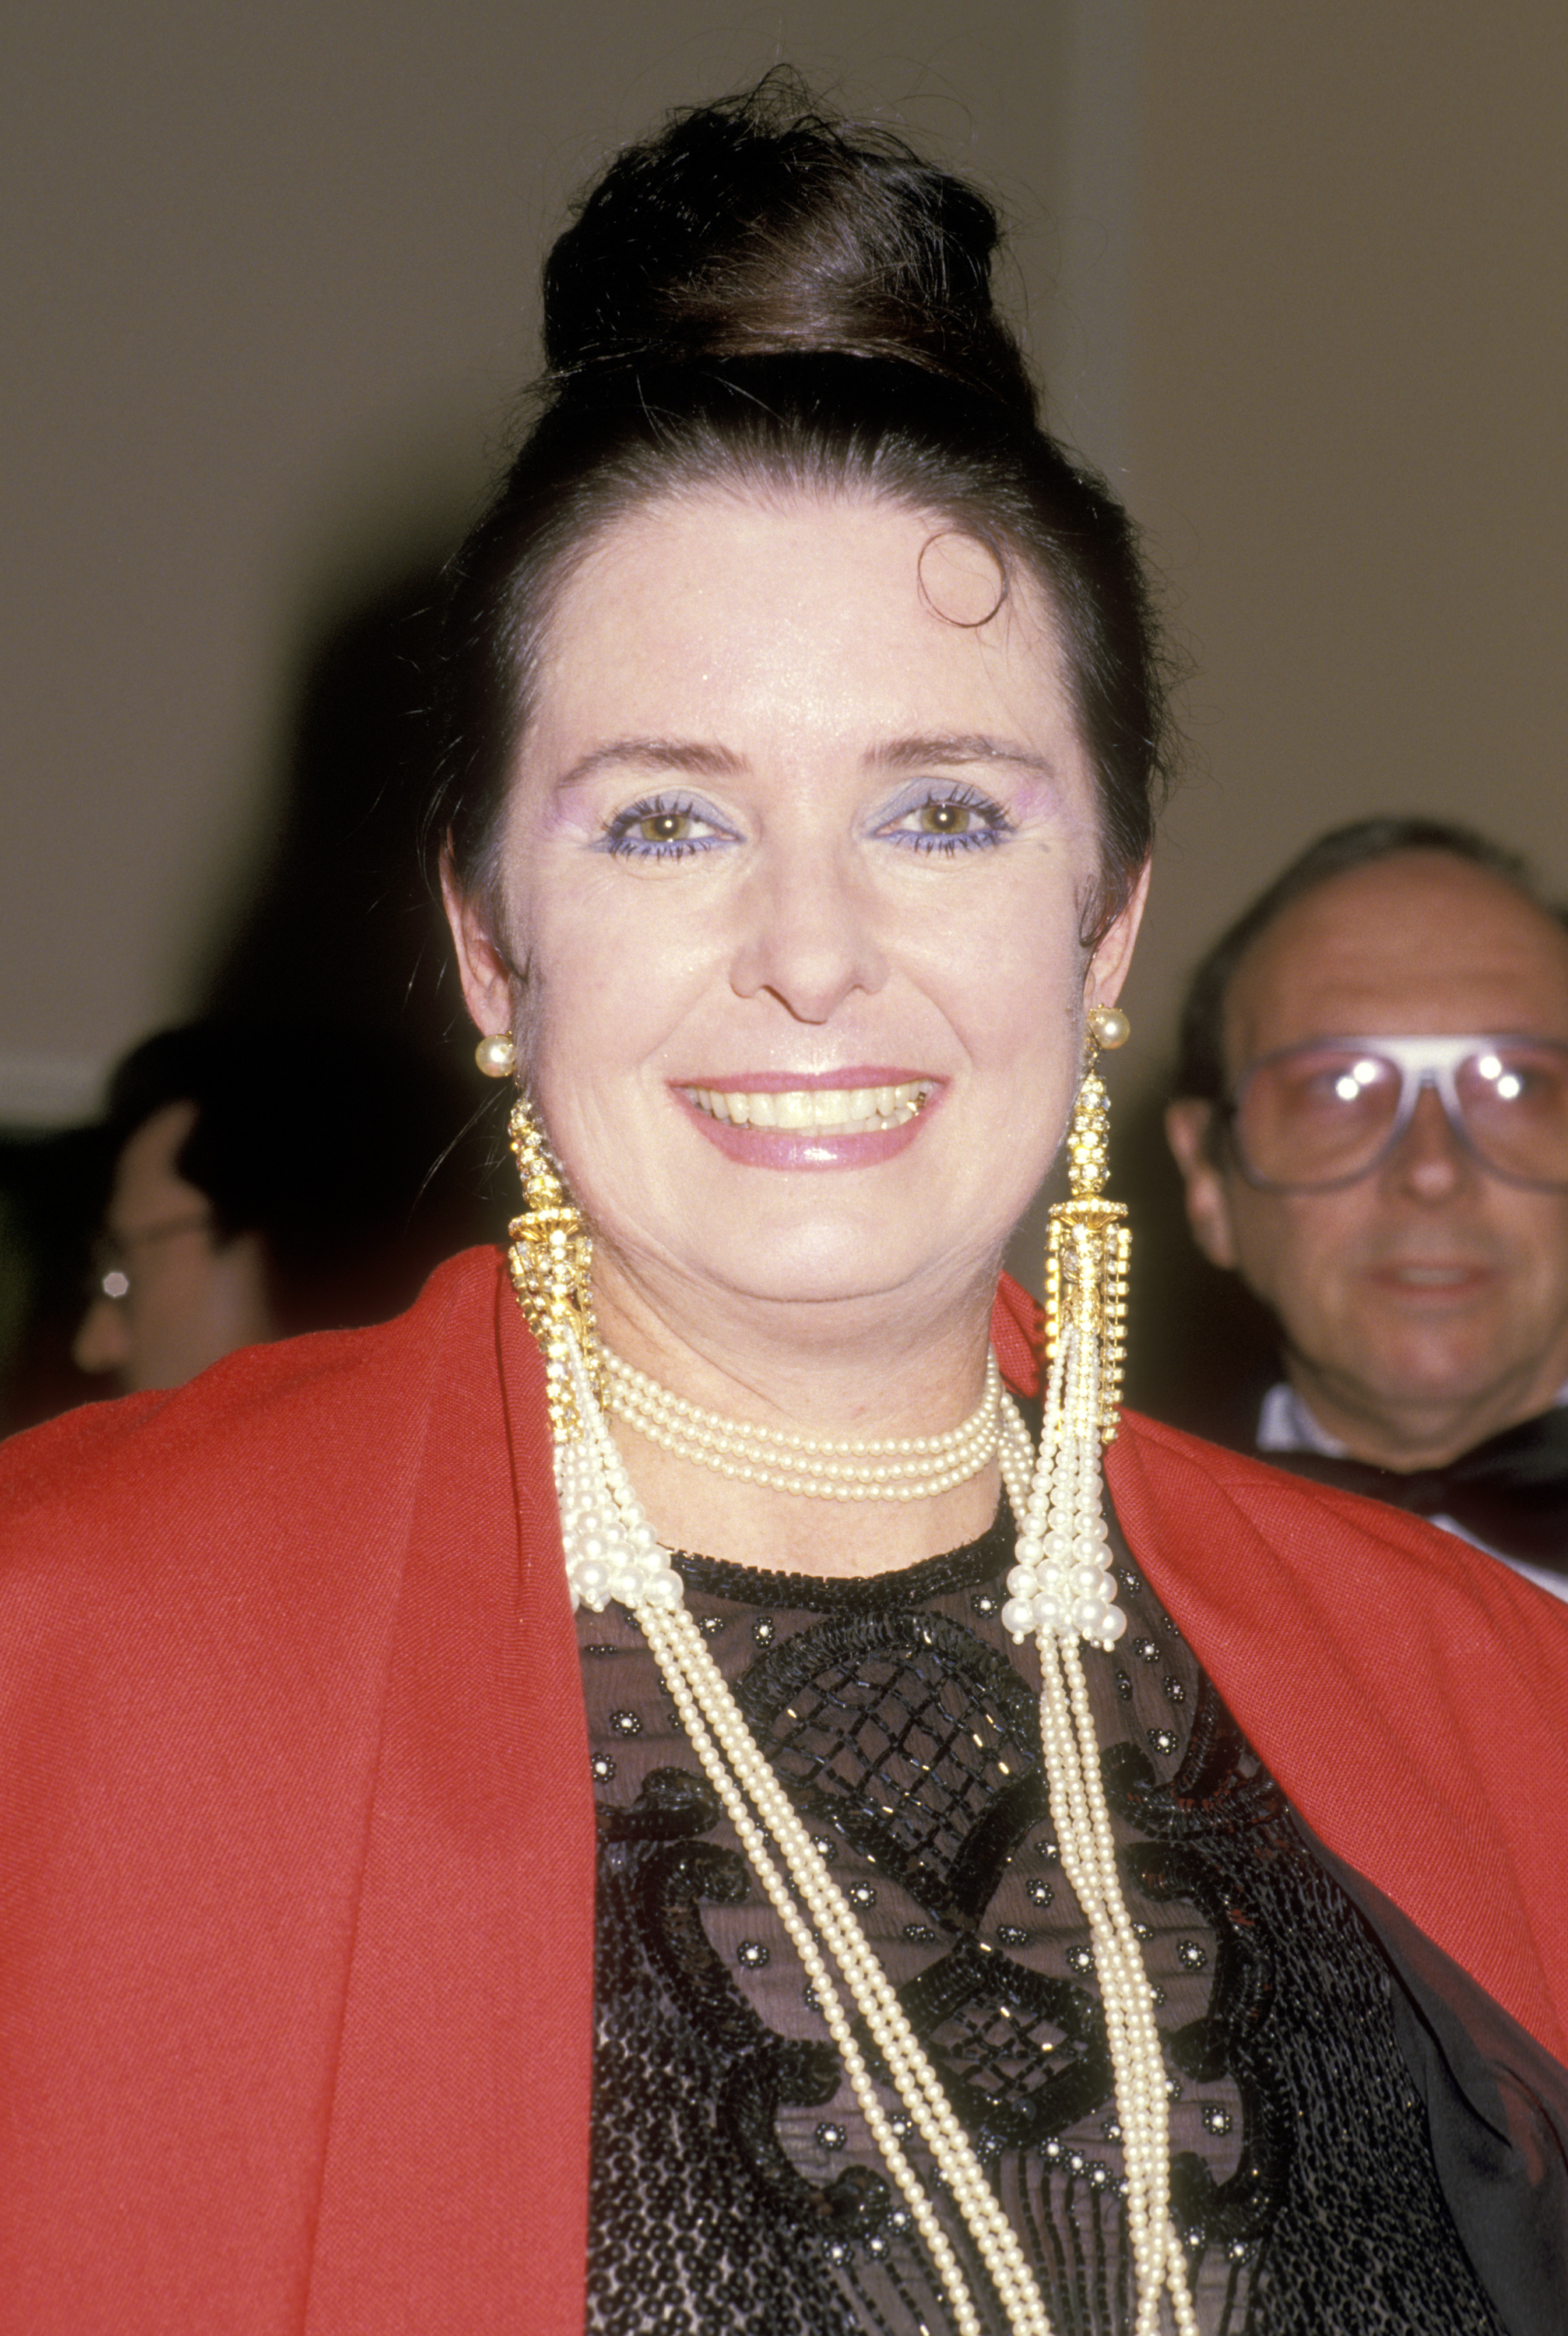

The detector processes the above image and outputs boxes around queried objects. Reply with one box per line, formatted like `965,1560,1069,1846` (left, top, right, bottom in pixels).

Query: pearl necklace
554,1330,1047,2334
603,1346,1003,1500
548,1322,1195,2336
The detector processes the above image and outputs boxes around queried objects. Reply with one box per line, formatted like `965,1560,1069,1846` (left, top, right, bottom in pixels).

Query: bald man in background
1165,818,1568,1601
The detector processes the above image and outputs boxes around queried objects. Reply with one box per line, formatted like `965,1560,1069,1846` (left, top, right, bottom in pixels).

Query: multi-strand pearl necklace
550,1325,1194,2336
603,1346,1003,1501
508,1088,1196,2336
553,1328,1049,2334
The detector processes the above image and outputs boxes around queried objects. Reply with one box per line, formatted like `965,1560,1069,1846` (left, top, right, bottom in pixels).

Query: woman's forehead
550,481,1043,631
522,486,1074,776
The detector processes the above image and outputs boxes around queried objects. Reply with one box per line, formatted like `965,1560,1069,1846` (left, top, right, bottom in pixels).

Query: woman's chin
619,1208,1000,1318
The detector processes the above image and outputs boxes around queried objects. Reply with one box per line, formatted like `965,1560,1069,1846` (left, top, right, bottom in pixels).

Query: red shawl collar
3,1249,1567,2334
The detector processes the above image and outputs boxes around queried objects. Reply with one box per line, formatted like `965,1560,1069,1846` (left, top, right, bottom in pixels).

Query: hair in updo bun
540,83,1035,416
433,73,1171,941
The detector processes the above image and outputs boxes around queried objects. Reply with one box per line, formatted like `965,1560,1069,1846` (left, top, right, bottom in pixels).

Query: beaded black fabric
578,1506,1504,2334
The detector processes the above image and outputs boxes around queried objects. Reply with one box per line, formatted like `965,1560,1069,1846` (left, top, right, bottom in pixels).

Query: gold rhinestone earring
1046,1014,1132,1440
505,1094,603,1433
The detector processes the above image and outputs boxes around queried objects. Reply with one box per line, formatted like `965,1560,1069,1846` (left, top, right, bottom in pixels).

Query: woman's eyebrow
866,733,1057,779
554,738,746,790
551,732,1056,791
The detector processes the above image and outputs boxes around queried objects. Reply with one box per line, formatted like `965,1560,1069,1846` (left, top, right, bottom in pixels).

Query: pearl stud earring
1088,1002,1131,1050
474,1030,518,1078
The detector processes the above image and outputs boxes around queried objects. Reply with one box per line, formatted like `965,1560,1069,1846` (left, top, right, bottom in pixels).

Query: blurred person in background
0,1118,115,1434
1166,818,1568,1599
70,1021,494,1395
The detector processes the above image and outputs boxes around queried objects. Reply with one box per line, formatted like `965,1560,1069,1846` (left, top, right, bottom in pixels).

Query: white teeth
684,1081,932,1135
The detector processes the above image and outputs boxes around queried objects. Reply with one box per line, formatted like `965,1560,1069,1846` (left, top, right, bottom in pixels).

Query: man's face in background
1165,851,1568,1468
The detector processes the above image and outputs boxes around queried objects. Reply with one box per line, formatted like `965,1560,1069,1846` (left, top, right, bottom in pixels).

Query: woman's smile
674,1069,940,1166
680,1079,930,1132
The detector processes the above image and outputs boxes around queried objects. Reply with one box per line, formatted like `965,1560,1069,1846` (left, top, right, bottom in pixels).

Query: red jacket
4,1248,1567,2333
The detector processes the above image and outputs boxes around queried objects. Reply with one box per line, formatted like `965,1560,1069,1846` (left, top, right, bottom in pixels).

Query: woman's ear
441,846,515,1036
1085,857,1151,1008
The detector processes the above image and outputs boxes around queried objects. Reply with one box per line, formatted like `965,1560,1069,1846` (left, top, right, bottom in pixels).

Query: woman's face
450,489,1144,1332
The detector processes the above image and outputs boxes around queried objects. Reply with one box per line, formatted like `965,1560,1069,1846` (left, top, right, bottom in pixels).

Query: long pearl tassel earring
505,1047,1194,2336
997,1027,1196,2336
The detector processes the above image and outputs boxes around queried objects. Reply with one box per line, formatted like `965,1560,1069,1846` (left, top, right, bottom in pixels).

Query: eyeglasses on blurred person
1223,1032,1568,1193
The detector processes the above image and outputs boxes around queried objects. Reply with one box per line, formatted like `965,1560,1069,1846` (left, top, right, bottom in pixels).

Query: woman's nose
727,846,890,1023
73,1292,132,1377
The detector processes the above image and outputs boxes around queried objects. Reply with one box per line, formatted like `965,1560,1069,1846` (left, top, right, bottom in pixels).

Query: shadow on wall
0,556,518,1434
1113,1088,1278,1444
205,563,469,1047
197,556,520,1233
1005,1084,1278,1448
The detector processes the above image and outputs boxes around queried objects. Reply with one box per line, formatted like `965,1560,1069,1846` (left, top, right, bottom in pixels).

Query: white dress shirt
1256,1380,1568,1606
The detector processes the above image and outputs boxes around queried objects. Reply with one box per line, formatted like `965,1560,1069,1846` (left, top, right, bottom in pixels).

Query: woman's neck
589,1252,1005,1578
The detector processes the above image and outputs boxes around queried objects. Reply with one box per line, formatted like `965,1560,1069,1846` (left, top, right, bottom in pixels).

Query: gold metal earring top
1045,1064,1130,1441
506,1097,603,1434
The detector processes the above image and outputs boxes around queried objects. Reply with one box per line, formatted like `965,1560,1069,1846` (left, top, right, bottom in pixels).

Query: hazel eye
918,800,974,835
638,809,692,844
877,783,1011,853
601,792,734,860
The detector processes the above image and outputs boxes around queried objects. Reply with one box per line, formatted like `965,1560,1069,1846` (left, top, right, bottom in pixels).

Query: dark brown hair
429,75,1173,943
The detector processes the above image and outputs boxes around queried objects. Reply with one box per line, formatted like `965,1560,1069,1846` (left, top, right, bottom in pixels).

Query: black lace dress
577,1506,1510,2335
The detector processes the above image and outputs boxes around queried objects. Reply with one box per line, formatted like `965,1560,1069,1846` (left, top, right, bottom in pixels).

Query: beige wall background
2,0,1564,1131
1116,2,1568,1071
